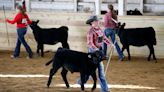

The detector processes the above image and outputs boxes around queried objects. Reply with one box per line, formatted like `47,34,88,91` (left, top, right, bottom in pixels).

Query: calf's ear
36,20,40,24
120,23,126,29
122,23,126,27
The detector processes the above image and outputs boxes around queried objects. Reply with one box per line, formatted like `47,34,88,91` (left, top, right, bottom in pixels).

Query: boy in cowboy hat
77,15,113,92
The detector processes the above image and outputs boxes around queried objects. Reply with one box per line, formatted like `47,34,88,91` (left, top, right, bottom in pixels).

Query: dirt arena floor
0,50,164,92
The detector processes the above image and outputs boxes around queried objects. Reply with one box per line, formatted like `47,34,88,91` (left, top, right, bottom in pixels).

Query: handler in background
103,4,124,61
6,5,33,59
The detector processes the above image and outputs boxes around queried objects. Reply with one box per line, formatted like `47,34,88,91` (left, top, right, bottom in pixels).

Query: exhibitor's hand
95,48,99,51
111,43,115,48
5,19,9,22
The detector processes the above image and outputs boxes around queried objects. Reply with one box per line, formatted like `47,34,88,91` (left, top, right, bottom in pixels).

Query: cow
127,8,142,15
45,47,103,91
117,23,157,62
30,20,70,57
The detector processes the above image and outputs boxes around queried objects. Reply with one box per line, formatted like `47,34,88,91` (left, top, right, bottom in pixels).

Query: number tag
22,18,27,24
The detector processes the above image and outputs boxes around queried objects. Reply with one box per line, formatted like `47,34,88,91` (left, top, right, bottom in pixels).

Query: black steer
118,23,157,62
45,47,103,91
127,8,142,15
30,20,69,57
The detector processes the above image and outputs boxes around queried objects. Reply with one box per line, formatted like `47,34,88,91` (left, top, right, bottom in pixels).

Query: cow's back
54,48,88,72
124,27,156,46
54,48,92,73
41,27,68,44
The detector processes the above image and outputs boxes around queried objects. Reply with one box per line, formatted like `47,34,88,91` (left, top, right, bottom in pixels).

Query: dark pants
13,28,33,57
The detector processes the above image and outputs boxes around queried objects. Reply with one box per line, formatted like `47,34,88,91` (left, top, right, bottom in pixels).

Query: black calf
46,47,103,91
30,20,69,57
118,23,157,62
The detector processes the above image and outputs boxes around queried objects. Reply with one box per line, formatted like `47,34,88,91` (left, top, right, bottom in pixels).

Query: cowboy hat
86,15,100,25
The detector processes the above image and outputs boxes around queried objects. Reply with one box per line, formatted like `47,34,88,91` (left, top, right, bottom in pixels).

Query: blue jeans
77,48,109,92
13,28,33,57
103,28,124,59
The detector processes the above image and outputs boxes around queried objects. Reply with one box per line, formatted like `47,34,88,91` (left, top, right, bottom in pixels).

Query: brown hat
86,15,100,25
108,4,113,10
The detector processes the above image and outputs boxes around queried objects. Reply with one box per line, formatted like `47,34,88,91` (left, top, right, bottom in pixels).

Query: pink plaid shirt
104,11,117,29
87,27,111,49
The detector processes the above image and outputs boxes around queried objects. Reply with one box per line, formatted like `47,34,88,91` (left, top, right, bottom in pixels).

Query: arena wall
0,11,164,58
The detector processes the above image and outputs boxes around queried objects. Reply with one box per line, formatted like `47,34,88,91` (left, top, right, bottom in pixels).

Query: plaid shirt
87,27,111,49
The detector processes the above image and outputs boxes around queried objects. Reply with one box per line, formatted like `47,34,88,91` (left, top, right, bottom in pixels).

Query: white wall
0,0,13,9
31,1,74,11
0,11,164,58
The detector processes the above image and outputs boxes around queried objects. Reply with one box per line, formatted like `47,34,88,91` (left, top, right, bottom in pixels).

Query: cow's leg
47,63,61,87
148,45,157,62
152,46,157,63
61,68,70,88
91,72,97,91
40,44,44,57
47,68,57,87
122,45,126,52
147,45,152,61
126,46,131,60
61,41,70,49
150,45,157,62
80,73,85,91
36,44,40,56
122,46,125,54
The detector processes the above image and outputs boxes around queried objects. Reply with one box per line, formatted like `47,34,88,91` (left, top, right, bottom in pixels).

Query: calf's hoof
66,85,70,88
91,86,96,91
155,60,157,63
47,83,50,88
91,89,95,92
147,58,150,61
153,58,157,63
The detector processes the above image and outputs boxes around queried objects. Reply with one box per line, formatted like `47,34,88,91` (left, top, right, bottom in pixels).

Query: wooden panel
0,11,164,58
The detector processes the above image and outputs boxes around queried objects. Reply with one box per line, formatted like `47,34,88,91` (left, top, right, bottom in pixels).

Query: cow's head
30,20,40,30
59,26,69,31
88,50,103,65
114,22,121,34
117,22,126,36
118,22,126,29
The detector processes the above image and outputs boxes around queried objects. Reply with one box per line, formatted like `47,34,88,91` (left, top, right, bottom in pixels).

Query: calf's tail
153,38,157,45
45,59,53,66
152,27,157,45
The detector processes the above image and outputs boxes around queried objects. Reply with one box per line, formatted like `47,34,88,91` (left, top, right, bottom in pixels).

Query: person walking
103,4,124,61
6,5,33,59
77,15,113,92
